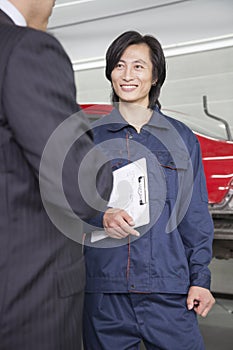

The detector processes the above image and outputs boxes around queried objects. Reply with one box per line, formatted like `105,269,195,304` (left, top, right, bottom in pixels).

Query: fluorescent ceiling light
55,0,95,8
164,33,233,57
73,57,105,71
73,34,233,71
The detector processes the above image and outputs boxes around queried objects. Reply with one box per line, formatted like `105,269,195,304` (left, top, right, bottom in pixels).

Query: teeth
121,85,136,89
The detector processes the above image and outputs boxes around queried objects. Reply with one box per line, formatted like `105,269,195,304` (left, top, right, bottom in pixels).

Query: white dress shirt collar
0,0,26,26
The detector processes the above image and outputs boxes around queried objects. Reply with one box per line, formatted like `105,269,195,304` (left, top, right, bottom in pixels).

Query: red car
81,100,233,258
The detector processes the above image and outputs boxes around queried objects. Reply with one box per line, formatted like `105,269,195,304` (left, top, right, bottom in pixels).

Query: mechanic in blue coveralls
83,31,215,350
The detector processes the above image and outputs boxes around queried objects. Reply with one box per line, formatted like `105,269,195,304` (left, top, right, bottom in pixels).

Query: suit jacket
0,10,112,350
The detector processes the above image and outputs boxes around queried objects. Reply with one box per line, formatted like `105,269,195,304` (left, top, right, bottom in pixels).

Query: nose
123,65,134,81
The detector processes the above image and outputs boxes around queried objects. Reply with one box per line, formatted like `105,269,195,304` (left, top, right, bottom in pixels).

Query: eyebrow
118,59,148,65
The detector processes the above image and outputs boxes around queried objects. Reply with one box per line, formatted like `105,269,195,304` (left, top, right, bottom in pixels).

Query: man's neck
119,102,153,133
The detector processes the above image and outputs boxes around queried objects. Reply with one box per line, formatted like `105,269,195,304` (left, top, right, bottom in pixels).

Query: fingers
187,296,194,311
187,286,215,318
103,208,140,239
199,293,215,317
193,298,215,317
106,226,136,239
198,300,213,318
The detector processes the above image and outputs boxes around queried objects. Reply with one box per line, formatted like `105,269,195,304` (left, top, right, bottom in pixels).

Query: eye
135,64,144,70
115,62,125,70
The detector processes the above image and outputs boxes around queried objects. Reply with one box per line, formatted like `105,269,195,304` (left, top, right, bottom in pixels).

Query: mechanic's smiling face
111,43,154,108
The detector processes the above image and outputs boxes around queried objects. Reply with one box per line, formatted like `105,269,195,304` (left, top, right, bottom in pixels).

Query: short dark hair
105,30,166,109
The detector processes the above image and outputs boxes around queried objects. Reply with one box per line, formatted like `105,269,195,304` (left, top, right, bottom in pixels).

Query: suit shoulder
5,26,74,81
3,25,76,107
0,24,58,46
20,27,67,53
1,25,70,65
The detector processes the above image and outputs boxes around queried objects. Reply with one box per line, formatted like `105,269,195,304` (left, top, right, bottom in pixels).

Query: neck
27,17,48,31
119,102,153,133
8,0,49,31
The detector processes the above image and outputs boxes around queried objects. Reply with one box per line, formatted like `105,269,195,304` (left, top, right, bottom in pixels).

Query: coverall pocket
153,150,188,199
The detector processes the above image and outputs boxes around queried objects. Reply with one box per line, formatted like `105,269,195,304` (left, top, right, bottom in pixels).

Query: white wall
75,46,233,138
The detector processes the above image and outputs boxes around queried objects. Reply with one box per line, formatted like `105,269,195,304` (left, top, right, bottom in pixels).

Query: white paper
91,158,150,243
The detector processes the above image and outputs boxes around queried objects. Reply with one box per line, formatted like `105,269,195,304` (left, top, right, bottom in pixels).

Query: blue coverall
83,107,214,350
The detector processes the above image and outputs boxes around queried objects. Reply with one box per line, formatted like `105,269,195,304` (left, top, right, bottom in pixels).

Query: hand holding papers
91,158,150,242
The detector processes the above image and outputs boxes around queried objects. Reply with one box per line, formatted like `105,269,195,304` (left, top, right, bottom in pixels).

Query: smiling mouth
120,84,138,91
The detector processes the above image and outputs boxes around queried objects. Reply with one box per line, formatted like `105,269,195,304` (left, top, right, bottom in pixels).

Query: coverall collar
106,106,170,132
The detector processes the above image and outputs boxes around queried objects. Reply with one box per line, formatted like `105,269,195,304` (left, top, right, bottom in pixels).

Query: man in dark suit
0,1,113,349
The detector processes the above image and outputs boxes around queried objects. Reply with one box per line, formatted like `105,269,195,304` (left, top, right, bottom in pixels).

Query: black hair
105,30,166,109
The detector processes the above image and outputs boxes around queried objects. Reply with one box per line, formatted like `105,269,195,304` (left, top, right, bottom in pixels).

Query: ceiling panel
49,0,233,63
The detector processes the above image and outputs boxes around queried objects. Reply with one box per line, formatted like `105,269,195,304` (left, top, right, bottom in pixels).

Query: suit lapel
0,9,14,25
